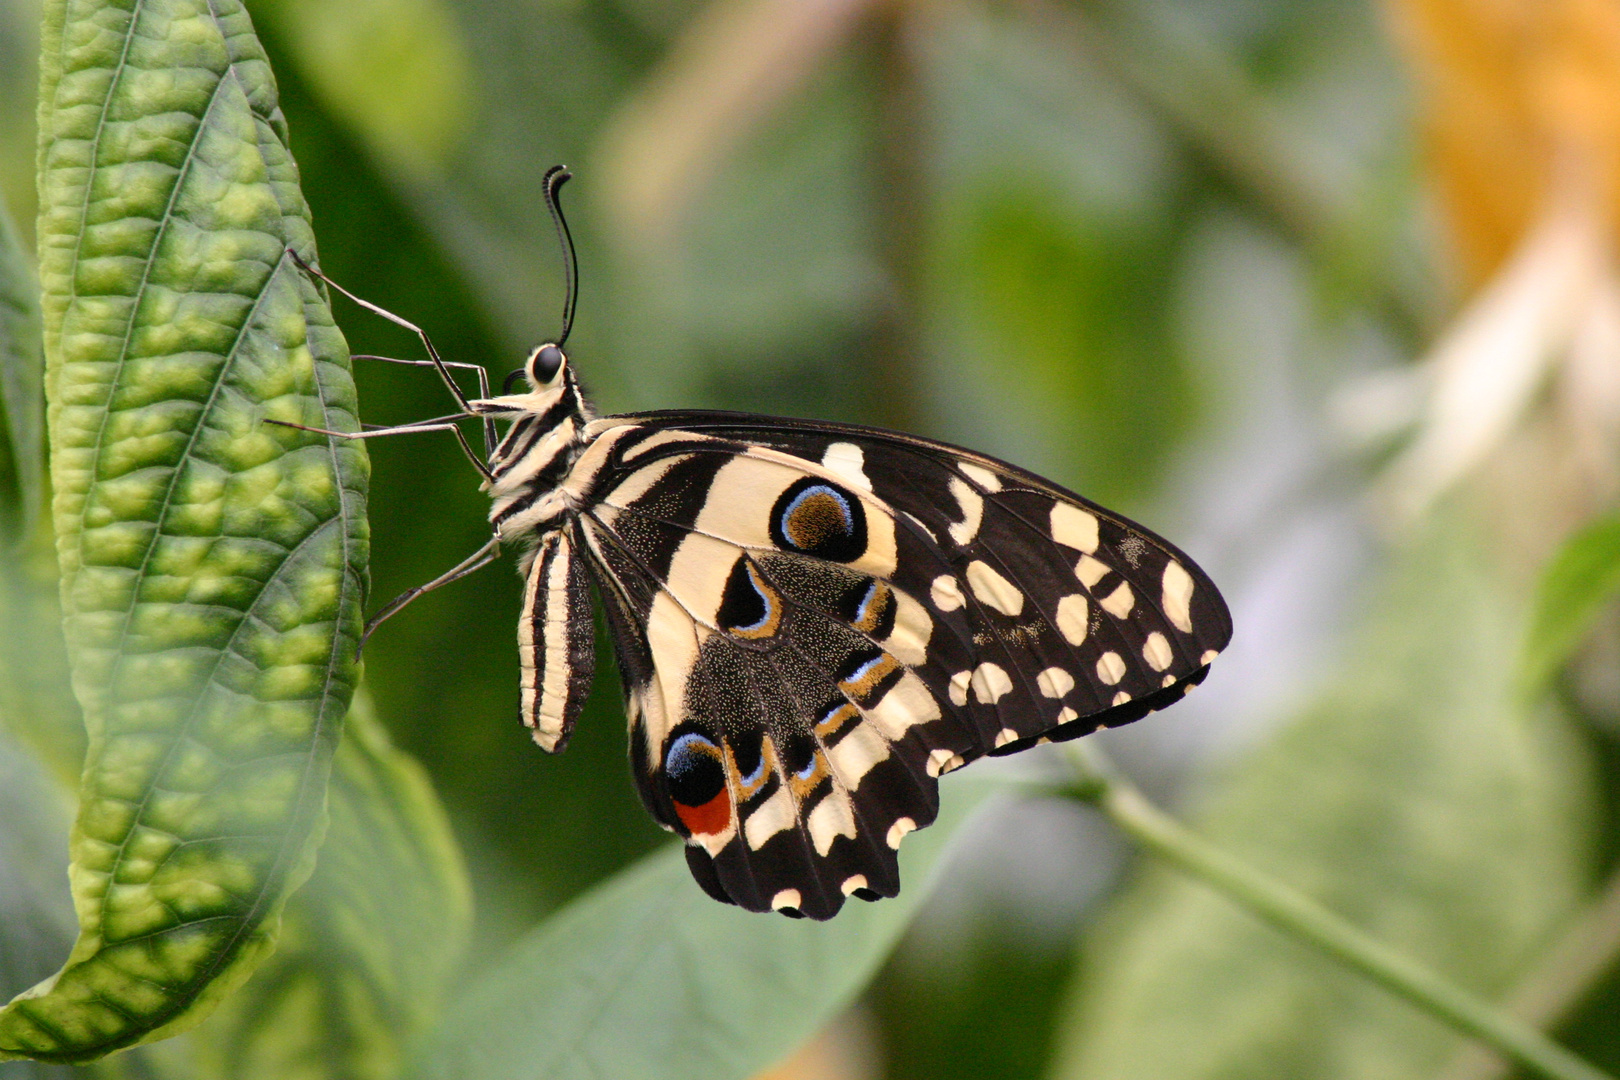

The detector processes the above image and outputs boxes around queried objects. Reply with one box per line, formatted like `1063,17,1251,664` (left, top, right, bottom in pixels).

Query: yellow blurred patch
1389,0,1620,286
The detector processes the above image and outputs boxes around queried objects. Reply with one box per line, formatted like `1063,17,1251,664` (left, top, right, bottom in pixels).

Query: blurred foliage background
5,0,1620,1077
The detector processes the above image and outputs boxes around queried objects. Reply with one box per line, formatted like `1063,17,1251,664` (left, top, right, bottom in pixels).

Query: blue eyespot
665,732,716,776
664,730,726,809
770,478,867,562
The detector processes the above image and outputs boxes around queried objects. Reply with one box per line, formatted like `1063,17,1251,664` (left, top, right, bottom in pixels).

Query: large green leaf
1052,515,1596,1080
407,782,997,1080
6,0,369,1060
1519,512,1620,697
143,691,471,1080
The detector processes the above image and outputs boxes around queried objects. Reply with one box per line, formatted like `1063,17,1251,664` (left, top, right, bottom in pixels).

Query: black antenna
542,165,579,347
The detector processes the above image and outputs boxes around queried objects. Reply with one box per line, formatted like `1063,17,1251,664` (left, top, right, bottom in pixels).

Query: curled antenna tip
541,165,579,347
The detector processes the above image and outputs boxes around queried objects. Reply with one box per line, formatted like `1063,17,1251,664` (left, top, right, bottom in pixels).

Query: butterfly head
484,342,592,425
526,342,567,389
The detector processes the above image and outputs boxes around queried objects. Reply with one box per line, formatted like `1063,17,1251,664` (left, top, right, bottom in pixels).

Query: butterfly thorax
473,363,595,555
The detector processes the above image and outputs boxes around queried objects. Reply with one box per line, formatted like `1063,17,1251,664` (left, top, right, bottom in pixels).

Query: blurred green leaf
0,193,78,787
407,783,997,1080
6,0,368,1059
0,200,43,540
0,532,83,791
1520,513,1620,698
953,182,1190,507
0,731,80,1080
0,727,77,1009
246,0,471,180
144,691,472,1080
1053,515,1597,1080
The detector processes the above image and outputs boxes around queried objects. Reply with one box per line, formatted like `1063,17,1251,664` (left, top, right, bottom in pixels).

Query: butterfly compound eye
529,343,565,384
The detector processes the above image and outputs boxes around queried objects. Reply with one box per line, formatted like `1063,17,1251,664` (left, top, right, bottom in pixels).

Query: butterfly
285,168,1231,920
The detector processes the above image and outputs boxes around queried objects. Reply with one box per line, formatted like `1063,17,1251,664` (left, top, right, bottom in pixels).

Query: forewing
571,414,1231,918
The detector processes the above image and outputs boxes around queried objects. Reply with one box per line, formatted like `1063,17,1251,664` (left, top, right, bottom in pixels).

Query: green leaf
1052,516,1597,1080
1520,512,1620,697
244,0,471,180
407,782,998,1080
0,197,80,787
0,198,44,540
0,731,84,1080
143,690,471,1080
0,726,77,1008
5,0,369,1061
0,530,84,791
943,180,1191,508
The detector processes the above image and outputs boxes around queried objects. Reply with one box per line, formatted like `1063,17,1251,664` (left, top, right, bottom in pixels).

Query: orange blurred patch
1389,0,1620,286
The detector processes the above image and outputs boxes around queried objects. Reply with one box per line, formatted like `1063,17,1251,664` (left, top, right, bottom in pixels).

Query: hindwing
568,412,1231,919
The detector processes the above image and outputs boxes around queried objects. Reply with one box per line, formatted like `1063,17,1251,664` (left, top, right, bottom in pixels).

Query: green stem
1065,742,1617,1080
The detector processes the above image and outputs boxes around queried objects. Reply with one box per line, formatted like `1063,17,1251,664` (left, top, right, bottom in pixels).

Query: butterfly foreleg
288,250,497,455
360,534,503,650
265,415,495,483
353,354,492,398
518,526,596,754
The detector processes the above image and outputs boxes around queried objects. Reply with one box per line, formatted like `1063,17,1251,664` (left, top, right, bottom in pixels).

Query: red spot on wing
674,789,731,836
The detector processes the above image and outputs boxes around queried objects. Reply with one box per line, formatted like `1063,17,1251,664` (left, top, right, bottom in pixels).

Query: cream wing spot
1075,555,1109,587
958,461,1003,491
1143,632,1173,672
970,662,1013,704
947,478,984,545
1096,651,1126,685
926,749,966,777
1099,581,1135,619
1036,667,1075,698
1056,594,1089,645
994,728,1019,748
931,575,965,611
1050,502,1100,553
841,875,869,896
1162,561,1196,633
1201,649,1219,665
744,785,796,849
948,670,972,707
867,671,941,739
885,591,934,665
821,441,872,492
966,560,1025,616
887,817,916,849
1056,707,1078,724
807,791,858,855
1112,691,1132,706
826,723,889,787
1162,673,1177,688
772,889,803,912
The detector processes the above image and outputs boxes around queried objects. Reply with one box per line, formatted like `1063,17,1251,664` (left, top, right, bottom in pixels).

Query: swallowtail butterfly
285,169,1230,920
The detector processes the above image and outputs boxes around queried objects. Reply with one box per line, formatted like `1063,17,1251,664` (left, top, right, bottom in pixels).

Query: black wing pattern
561,411,1231,919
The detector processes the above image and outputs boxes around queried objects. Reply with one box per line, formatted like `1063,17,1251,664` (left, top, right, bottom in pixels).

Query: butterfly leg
360,535,503,650
288,250,497,455
353,353,493,418
265,416,494,483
